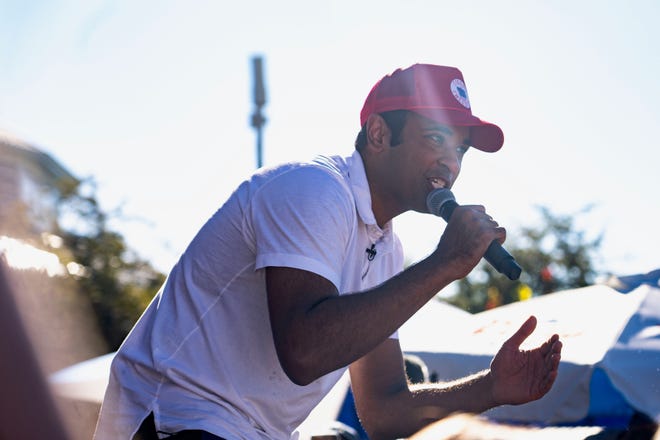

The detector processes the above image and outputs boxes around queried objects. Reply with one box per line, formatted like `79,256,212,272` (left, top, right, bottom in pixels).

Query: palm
490,316,562,405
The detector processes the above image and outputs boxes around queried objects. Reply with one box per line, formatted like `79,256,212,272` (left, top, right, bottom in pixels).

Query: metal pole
250,56,267,169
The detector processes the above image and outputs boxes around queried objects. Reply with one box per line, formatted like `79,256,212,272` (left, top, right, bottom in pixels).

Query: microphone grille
426,189,455,217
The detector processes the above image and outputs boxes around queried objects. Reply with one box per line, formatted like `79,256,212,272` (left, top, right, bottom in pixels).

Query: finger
540,334,559,358
549,339,562,368
547,335,561,357
503,315,537,349
542,341,562,376
537,340,562,398
461,204,486,213
494,226,506,245
540,333,559,356
553,338,563,356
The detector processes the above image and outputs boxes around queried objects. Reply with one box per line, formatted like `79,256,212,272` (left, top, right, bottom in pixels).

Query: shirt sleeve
249,165,355,290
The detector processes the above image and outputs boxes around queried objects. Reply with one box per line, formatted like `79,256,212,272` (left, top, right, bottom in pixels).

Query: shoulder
253,156,353,204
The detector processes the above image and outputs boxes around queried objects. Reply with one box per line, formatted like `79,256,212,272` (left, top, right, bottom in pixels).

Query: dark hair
354,110,409,150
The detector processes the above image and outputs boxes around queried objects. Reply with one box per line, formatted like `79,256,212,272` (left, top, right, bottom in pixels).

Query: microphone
426,189,522,280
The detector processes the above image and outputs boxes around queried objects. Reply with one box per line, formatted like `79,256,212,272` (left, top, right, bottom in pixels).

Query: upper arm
266,266,339,384
266,266,338,345
254,167,355,383
349,338,411,439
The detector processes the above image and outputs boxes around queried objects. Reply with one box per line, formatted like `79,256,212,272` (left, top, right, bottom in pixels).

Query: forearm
365,370,498,440
409,370,497,419
271,256,460,384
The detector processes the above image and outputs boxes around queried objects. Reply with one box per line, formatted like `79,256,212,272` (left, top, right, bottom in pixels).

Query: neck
371,190,406,228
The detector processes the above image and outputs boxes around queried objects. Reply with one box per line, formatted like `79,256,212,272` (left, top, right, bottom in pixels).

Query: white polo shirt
94,150,404,440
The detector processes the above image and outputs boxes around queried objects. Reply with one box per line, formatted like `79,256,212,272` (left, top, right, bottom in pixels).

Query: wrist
415,258,461,295
428,245,476,281
482,370,500,409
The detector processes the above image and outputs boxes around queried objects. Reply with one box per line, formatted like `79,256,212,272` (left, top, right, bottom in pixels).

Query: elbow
357,388,424,440
363,420,424,440
362,419,406,440
361,408,407,440
275,343,320,386
281,362,317,387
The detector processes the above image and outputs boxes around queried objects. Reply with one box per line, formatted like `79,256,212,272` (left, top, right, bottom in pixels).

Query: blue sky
1,0,659,279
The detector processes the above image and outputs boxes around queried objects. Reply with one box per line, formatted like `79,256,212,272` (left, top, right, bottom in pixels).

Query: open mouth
429,177,447,190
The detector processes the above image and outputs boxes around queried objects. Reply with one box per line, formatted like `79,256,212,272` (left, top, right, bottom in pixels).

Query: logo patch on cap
450,79,470,109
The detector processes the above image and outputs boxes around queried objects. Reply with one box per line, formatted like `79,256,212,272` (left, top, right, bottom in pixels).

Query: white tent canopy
400,284,660,426
50,280,660,435
50,352,114,403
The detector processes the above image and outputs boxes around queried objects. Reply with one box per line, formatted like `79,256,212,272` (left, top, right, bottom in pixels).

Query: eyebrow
423,123,472,146
423,123,454,136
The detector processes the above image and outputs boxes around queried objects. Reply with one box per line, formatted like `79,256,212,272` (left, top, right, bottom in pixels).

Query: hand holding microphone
426,189,522,280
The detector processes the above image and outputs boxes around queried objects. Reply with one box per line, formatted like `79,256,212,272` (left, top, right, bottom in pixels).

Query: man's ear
365,114,390,152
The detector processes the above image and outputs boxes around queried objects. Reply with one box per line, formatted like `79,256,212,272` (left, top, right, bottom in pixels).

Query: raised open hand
489,315,562,405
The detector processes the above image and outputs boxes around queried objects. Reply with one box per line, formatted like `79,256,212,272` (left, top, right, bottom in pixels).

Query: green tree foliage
54,178,165,350
447,206,603,313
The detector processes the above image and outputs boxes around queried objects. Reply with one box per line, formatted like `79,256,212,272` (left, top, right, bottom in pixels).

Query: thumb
503,315,537,349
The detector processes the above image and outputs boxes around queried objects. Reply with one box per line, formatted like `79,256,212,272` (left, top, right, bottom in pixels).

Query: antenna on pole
250,55,267,169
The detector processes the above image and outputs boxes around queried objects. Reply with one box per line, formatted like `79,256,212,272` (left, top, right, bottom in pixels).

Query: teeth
430,178,445,189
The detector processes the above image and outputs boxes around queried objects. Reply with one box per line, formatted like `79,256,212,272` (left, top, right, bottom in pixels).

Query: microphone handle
438,198,522,281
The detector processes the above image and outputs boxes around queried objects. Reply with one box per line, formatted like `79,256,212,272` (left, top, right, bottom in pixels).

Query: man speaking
95,63,562,440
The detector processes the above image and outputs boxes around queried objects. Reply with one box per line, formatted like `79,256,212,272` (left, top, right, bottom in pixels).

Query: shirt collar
347,150,393,244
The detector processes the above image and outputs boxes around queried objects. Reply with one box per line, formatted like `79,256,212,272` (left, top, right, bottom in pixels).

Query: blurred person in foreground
409,412,659,440
94,64,562,440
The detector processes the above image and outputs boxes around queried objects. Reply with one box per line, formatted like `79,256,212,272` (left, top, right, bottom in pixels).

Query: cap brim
411,108,504,153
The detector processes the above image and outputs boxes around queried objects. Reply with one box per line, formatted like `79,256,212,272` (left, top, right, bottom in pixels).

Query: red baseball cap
360,64,504,152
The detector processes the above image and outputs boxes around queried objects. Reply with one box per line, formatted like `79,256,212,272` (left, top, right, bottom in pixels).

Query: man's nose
439,151,461,178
